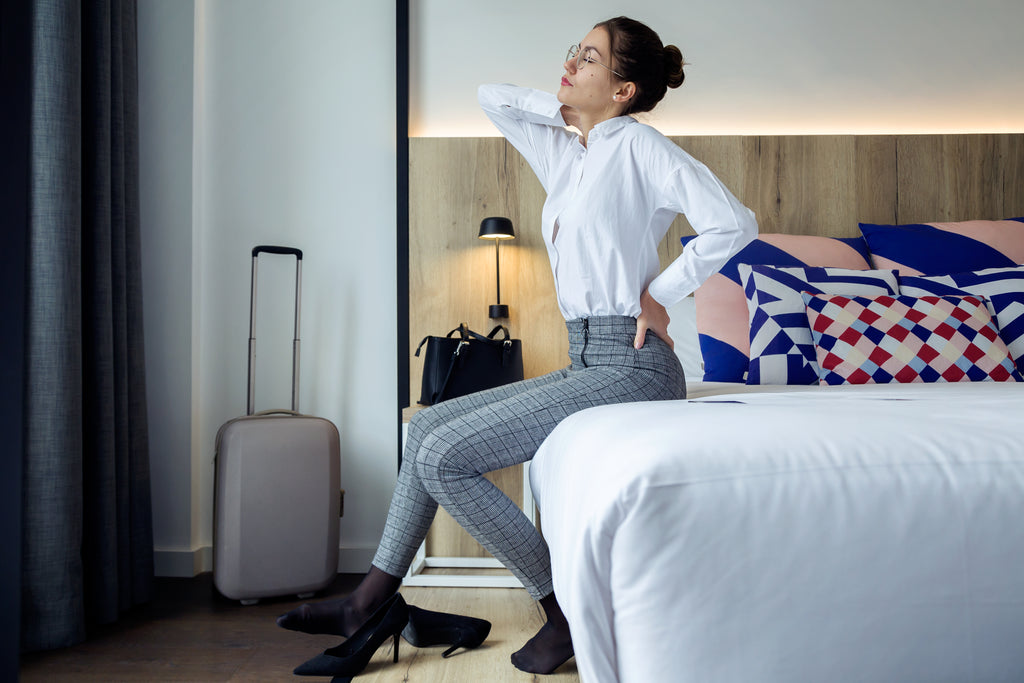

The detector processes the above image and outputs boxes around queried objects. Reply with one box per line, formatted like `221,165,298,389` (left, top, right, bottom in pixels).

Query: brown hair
595,16,685,115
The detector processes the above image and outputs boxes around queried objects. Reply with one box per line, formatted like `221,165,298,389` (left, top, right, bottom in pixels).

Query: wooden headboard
408,133,1024,558
410,134,1024,403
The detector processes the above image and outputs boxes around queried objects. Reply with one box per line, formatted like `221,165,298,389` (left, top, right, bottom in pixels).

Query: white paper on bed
531,382,1024,683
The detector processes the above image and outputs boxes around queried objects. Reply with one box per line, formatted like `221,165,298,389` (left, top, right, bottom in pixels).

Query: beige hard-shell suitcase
213,245,340,605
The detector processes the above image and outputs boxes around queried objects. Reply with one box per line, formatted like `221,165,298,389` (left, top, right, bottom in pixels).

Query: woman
278,16,757,677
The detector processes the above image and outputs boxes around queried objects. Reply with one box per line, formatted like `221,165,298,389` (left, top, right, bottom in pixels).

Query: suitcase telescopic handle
248,245,303,416
252,245,303,259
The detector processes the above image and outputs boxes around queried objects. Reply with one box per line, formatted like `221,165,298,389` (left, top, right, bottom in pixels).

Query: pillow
802,293,1022,385
666,295,703,380
681,234,872,382
739,265,899,385
859,218,1024,275
899,266,1024,372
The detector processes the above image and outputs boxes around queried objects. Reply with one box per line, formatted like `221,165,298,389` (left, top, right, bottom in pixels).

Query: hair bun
663,44,685,89
596,16,683,114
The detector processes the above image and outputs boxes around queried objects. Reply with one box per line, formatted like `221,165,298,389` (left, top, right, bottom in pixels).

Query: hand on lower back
635,289,673,350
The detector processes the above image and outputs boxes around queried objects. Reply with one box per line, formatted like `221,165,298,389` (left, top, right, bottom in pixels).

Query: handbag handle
449,324,515,369
463,324,510,345
447,323,470,339
414,322,470,357
486,325,511,341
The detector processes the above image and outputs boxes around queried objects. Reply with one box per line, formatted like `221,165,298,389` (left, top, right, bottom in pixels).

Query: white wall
412,0,1024,136
139,0,1022,578
138,0,197,575
140,0,397,576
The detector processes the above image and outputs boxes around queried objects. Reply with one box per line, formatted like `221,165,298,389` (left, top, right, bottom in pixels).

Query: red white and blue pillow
802,293,1022,385
681,234,872,382
739,265,899,385
859,218,1024,275
898,266,1024,374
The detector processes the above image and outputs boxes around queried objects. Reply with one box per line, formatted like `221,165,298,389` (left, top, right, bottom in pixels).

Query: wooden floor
20,573,580,682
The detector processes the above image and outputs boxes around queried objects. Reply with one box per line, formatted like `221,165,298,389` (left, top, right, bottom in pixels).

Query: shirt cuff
647,276,689,309
480,84,566,127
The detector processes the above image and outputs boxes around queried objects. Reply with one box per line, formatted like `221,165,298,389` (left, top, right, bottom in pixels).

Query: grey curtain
23,0,153,652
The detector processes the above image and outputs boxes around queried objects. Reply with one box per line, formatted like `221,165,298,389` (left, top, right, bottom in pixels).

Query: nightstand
400,406,536,588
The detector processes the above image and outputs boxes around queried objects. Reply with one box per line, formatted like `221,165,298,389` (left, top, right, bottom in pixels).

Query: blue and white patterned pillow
680,234,872,382
899,266,1024,373
739,265,900,385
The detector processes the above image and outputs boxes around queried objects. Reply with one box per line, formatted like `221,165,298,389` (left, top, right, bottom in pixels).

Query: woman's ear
613,82,637,104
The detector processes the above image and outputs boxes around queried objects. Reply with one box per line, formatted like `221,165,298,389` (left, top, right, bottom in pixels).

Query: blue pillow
859,218,1024,275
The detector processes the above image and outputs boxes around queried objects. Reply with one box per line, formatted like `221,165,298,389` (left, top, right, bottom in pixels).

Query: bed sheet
683,380,819,399
531,382,1024,683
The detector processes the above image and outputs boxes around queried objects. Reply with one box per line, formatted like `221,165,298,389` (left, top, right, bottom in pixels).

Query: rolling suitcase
213,245,340,605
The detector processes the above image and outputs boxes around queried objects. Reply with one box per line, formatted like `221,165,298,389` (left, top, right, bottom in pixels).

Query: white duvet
531,382,1024,683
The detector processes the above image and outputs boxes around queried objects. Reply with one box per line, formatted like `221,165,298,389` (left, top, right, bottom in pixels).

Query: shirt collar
575,115,635,149
589,115,635,141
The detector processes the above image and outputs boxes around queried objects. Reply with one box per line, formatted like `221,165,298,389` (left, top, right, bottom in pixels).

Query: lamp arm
495,239,501,305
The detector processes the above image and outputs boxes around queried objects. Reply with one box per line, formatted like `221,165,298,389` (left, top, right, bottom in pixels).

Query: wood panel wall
408,133,1024,558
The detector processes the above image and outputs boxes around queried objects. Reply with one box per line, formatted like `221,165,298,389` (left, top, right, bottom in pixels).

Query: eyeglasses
566,44,623,78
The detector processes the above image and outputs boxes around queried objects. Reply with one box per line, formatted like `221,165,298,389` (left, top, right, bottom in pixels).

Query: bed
530,220,1024,682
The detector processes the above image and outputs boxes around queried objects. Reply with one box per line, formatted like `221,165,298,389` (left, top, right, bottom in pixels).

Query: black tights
277,565,574,673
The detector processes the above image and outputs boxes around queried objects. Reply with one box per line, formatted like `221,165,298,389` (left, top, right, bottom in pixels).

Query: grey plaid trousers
373,316,686,599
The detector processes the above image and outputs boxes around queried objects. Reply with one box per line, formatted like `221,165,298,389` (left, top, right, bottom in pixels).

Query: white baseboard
154,544,376,577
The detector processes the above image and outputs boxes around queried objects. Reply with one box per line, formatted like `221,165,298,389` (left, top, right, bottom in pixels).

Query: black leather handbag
415,323,524,405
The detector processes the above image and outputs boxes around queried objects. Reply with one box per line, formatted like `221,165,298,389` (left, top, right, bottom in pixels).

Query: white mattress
530,382,1024,683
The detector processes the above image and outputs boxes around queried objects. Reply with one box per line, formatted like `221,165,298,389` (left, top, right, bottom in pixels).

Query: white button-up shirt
479,84,757,320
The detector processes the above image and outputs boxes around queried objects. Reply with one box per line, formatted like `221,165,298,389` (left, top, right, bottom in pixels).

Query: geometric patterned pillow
801,293,1022,385
899,266,1024,373
860,218,1024,276
681,234,872,382
739,265,899,385
989,292,1024,373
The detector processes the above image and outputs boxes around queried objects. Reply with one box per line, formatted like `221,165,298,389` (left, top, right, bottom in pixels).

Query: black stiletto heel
293,593,409,677
401,604,492,657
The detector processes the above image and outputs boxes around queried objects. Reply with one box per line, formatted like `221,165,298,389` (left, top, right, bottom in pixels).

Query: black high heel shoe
401,604,492,658
293,593,409,677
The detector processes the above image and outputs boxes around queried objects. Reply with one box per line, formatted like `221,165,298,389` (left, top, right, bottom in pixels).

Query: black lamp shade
479,216,515,240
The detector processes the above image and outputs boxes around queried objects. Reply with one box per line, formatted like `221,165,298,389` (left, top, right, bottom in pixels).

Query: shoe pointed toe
294,593,408,677
293,652,338,676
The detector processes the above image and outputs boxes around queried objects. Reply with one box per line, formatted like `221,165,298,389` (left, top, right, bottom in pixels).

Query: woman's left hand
635,289,673,350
